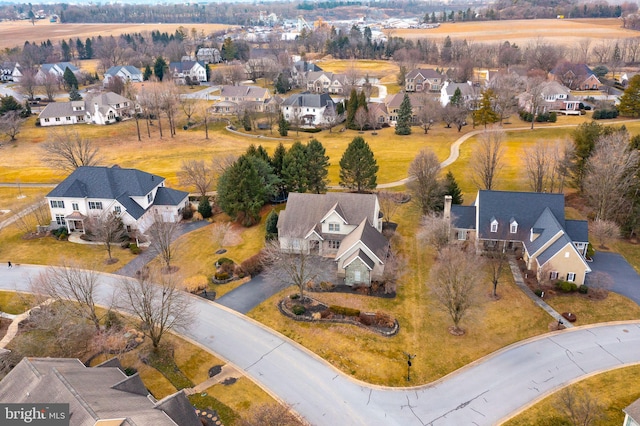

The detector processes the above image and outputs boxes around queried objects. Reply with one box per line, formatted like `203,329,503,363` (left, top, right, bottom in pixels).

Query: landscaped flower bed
278,294,399,337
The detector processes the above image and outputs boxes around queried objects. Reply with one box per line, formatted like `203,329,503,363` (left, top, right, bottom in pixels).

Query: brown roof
336,217,389,264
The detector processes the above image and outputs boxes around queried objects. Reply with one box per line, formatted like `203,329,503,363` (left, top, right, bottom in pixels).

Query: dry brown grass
389,18,640,46
0,21,233,50
544,292,640,326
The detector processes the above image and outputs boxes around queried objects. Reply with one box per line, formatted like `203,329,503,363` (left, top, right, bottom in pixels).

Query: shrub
290,293,300,300
593,108,619,119
240,252,264,277
320,281,335,291
130,244,141,254
214,272,229,281
578,285,589,294
586,243,595,258
329,305,361,317
556,281,578,293
534,289,543,297
219,261,235,275
320,309,331,318
359,312,374,326
198,196,212,219
374,312,395,328
120,240,130,249
124,367,138,376
291,305,306,315
182,205,194,220
104,310,123,330
548,112,557,122
183,275,209,293
216,257,234,266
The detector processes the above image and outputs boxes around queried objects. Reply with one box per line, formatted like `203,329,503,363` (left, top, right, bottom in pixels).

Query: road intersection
2,265,640,425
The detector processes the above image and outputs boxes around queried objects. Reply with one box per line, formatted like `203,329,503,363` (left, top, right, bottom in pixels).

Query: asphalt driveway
215,274,290,314
587,252,640,305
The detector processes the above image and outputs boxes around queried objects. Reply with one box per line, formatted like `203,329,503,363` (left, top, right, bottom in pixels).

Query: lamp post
403,352,416,382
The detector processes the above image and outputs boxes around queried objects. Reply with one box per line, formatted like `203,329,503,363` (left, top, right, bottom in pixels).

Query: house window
567,272,576,282
72,203,79,211
55,214,66,226
147,193,153,203
354,270,361,282
549,271,558,280
457,230,467,241
510,222,518,233
328,223,340,232
114,205,121,214
50,200,64,209
490,220,498,233
328,240,340,249
55,117,60,121
66,116,71,120
44,118,49,122
88,201,103,210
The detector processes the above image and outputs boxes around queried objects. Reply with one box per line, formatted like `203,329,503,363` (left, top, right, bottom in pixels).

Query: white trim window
114,205,121,214
55,214,66,226
490,219,498,233
328,223,340,232
510,221,518,234
50,200,64,209
88,201,103,210
72,203,79,211
567,272,576,282
328,240,340,249
457,230,467,241
549,271,558,280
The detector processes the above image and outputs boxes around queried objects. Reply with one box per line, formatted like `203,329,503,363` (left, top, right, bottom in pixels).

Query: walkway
114,220,210,278
0,200,46,232
509,259,573,328
0,298,53,350
3,266,640,426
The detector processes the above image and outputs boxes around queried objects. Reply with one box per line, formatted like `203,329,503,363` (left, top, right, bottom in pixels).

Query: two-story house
103,65,143,86
550,62,601,91
0,62,20,82
38,92,134,126
196,47,221,64
46,165,189,235
447,190,591,285
36,62,80,82
277,192,389,286
281,92,335,128
405,68,444,92
168,61,207,84
440,81,477,107
306,71,350,94
211,85,272,114
518,81,581,115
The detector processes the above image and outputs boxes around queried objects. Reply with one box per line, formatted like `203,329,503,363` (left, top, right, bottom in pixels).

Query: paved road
2,265,640,425
215,274,290,314
588,252,640,305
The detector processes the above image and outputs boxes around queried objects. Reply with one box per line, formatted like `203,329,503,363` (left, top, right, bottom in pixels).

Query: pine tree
265,209,279,240
278,111,289,136
271,143,287,178
395,93,413,135
143,65,152,81
242,110,252,131
61,40,71,62
198,196,212,219
346,88,359,129
619,74,640,118
306,138,330,194
282,141,309,193
444,171,464,205
69,88,82,101
217,155,267,226
154,56,167,81
84,38,93,59
75,38,85,59
339,136,379,193
63,67,78,90
473,89,499,128
450,87,463,107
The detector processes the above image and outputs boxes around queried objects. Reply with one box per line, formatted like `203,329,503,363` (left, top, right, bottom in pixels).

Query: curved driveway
3,265,640,425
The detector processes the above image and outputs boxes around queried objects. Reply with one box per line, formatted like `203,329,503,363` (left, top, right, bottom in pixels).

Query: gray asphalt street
2,265,640,425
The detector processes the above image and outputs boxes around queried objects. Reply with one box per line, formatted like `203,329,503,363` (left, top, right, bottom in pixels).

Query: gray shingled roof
105,65,142,76
294,60,322,73
282,92,334,108
336,218,389,264
154,187,189,206
278,192,378,239
476,190,566,241
406,68,442,80
0,358,200,426
342,248,375,270
625,398,640,423
523,207,565,256
38,102,85,119
451,205,475,229
565,220,589,242
536,233,575,266
85,91,130,108
220,85,269,99
169,61,204,73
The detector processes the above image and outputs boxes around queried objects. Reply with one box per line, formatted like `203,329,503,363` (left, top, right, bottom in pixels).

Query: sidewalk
509,259,573,328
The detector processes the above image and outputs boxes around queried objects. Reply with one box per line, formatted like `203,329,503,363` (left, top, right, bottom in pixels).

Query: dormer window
490,219,498,233
328,223,340,232
510,219,518,234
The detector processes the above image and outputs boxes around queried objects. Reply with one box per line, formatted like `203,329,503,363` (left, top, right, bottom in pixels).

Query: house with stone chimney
445,190,590,285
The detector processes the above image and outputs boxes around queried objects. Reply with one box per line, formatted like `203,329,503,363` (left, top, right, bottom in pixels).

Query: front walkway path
2,266,640,425
509,260,574,328
0,299,53,350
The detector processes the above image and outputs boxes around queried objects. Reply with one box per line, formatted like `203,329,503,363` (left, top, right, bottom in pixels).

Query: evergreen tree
143,65,152,81
619,74,640,118
154,56,167,81
450,87,463,107
271,143,287,178
63,67,78,90
346,88,359,129
473,89,499,128
84,38,93,59
69,88,82,101
336,101,345,115
265,209,279,240
0,95,23,114
357,90,368,111
395,93,413,135
282,141,309,193
20,100,31,118
339,136,379,193
306,138,330,194
217,155,267,226
274,73,290,94
198,196,212,219
75,38,85,59
444,171,464,205
61,40,71,62
242,109,252,131
278,111,289,136
245,144,270,163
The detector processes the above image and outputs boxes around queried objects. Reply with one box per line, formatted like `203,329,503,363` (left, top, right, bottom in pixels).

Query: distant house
448,190,591,285
550,62,601,90
46,165,189,234
277,192,389,286
38,91,134,126
211,85,272,114
281,92,335,127
36,62,79,82
168,61,207,84
0,357,200,426
382,92,433,123
405,68,444,92
440,81,477,106
518,81,581,115
291,60,322,87
306,71,350,94
0,62,20,82
196,47,221,64
103,65,143,86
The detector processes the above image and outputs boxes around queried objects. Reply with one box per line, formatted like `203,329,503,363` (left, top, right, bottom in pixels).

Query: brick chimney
444,195,452,221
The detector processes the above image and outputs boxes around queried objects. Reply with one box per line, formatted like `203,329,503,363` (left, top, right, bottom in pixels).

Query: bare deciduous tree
41,129,102,172
472,128,504,190
556,387,606,426
584,132,639,221
415,94,442,134
418,212,451,253
485,250,507,298
525,77,547,129
261,240,327,299
490,72,525,123
429,246,485,335
377,191,403,224
0,111,25,142
381,235,408,295
32,262,107,331
179,159,214,197
147,216,179,272
87,212,127,263
590,219,620,249
354,106,368,132
13,201,50,234
524,142,554,193
587,271,613,299
408,148,442,215
117,269,195,349
323,102,339,133
18,68,37,100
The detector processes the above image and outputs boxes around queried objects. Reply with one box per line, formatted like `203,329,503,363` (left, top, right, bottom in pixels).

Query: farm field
0,20,233,50
390,18,640,45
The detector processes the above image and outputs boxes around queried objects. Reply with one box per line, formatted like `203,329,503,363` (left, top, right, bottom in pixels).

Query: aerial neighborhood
2,1,640,425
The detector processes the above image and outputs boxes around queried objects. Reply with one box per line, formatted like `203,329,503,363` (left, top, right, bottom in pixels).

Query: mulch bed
307,284,396,299
278,295,399,337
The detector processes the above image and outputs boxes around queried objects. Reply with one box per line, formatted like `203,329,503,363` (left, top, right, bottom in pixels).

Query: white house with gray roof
447,190,590,285
211,85,272,113
281,92,335,128
36,62,79,82
38,92,134,127
440,81,477,106
0,357,200,426
103,65,143,86
46,165,189,235
277,192,389,286
168,61,207,84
